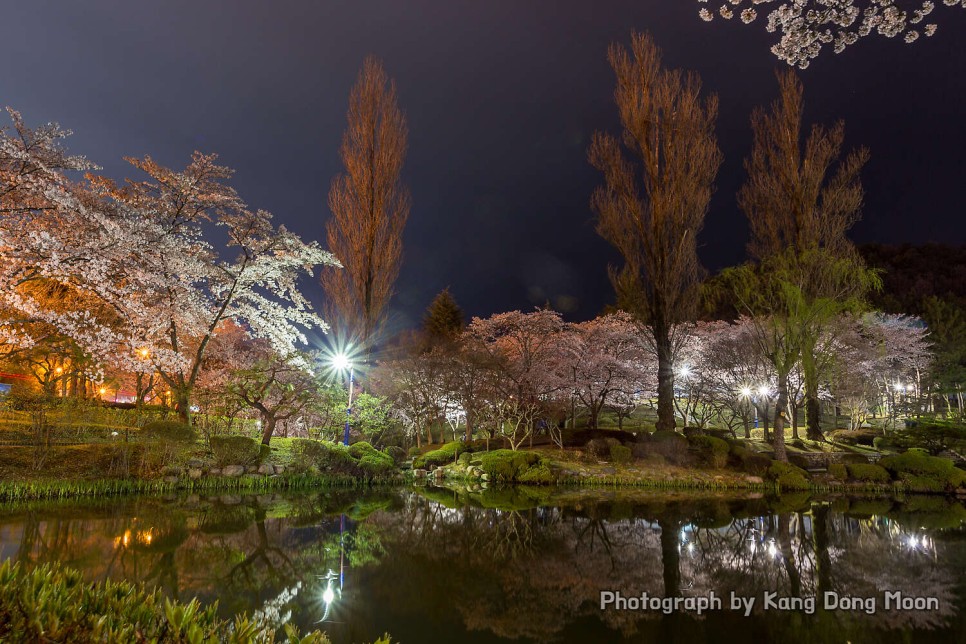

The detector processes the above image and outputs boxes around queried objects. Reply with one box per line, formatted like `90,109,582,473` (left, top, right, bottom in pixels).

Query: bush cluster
210,435,261,467
291,439,396,479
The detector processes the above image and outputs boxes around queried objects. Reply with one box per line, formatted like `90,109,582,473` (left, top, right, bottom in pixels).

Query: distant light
894,382,905,392
331,354,351,371
740,387,752,397
767,540,778,558
322,586,335,605
678,366,691,379
757,385,771,398
98,387,106,396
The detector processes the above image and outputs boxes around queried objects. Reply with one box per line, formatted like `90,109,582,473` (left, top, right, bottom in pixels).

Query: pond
0,486,964,643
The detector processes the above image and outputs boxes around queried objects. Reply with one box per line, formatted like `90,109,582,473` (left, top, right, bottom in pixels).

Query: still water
0,485,964,643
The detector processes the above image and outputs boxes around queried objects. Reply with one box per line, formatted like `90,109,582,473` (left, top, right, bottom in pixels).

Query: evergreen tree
422,288,464,345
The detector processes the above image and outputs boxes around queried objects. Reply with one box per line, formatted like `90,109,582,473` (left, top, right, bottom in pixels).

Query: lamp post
332,355,353,446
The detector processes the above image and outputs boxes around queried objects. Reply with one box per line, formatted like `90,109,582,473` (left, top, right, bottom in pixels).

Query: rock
162,466,183,476
413,468,428,479
745,476,764,485
274,465,285,474
257,464,275,475
163,475,179,484
188,468,203,480
245,465,260,474
187,458,205,469
599,467,617,475
208,467,222,476
222,465,245,477
481,473,490,482
220,495,242,505
432,468,445,480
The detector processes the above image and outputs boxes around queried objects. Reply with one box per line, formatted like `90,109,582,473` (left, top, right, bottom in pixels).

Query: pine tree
422,288,464,346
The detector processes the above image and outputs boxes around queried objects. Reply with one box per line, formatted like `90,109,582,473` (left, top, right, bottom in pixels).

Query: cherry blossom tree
567,312,649,430
697,1,960,69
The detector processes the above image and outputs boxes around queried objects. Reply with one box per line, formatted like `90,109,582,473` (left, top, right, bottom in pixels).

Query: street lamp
331,354,353,446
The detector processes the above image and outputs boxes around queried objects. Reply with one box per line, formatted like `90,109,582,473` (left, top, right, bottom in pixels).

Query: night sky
3,1,965,332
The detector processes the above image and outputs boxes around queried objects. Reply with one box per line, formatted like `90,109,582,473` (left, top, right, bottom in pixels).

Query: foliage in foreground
0,560,330,643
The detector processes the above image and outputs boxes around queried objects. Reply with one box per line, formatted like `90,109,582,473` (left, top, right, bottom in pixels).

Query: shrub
518,463,555,484
413,441,467,469
846,463,891,484
879,451,966,492
209,435,261,467
730,445,771,475
767,461,810,489
879,420,966,455
609,443,632,464
350,441,395,473
0,559,331,643
828,463,848,480
688,435,729,468
479,449,541,481
585,438,620,460
649,431,689,465
141,420,197,443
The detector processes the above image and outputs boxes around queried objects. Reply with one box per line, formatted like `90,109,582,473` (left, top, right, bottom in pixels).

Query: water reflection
0,487,963,643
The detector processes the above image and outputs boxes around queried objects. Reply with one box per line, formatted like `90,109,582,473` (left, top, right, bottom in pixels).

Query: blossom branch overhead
697,1,962,68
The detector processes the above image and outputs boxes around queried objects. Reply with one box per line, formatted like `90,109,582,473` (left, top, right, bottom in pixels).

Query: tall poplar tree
589,32,722,433
322,56,411,360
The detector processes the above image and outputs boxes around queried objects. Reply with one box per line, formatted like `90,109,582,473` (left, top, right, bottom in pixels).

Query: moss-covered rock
827,463,848,480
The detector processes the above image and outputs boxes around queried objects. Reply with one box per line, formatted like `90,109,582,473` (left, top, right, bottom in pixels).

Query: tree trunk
805,396,823,440
743,416,751,439
260,415,276,446
464,408,474,443
772,374,789,462
654,325,676,432
174,388,192,425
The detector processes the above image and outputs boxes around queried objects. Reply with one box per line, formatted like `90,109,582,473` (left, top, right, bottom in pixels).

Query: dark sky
3,1,965,331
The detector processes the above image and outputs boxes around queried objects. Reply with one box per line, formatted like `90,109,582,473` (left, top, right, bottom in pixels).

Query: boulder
274,465,285,474
257,464,275,475
208,467,222,476
245,465,260,474
187,468,203,480
187,458,205,469
222,465,245,477
163,475,179,484
412,468,428,479
745,476,764,485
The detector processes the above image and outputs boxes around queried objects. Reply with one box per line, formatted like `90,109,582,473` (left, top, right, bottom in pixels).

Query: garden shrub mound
767,461,810,490
291,439,396,479
0,559,330,643
349,441,395,473
845,463,891,484
879,451,966,493
210,435,261,467
609,443,632,464
478,449,543,482
413,440,476,469
585,437,620,461
827,463,848,480
729,444,771,475
688,435,729,468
